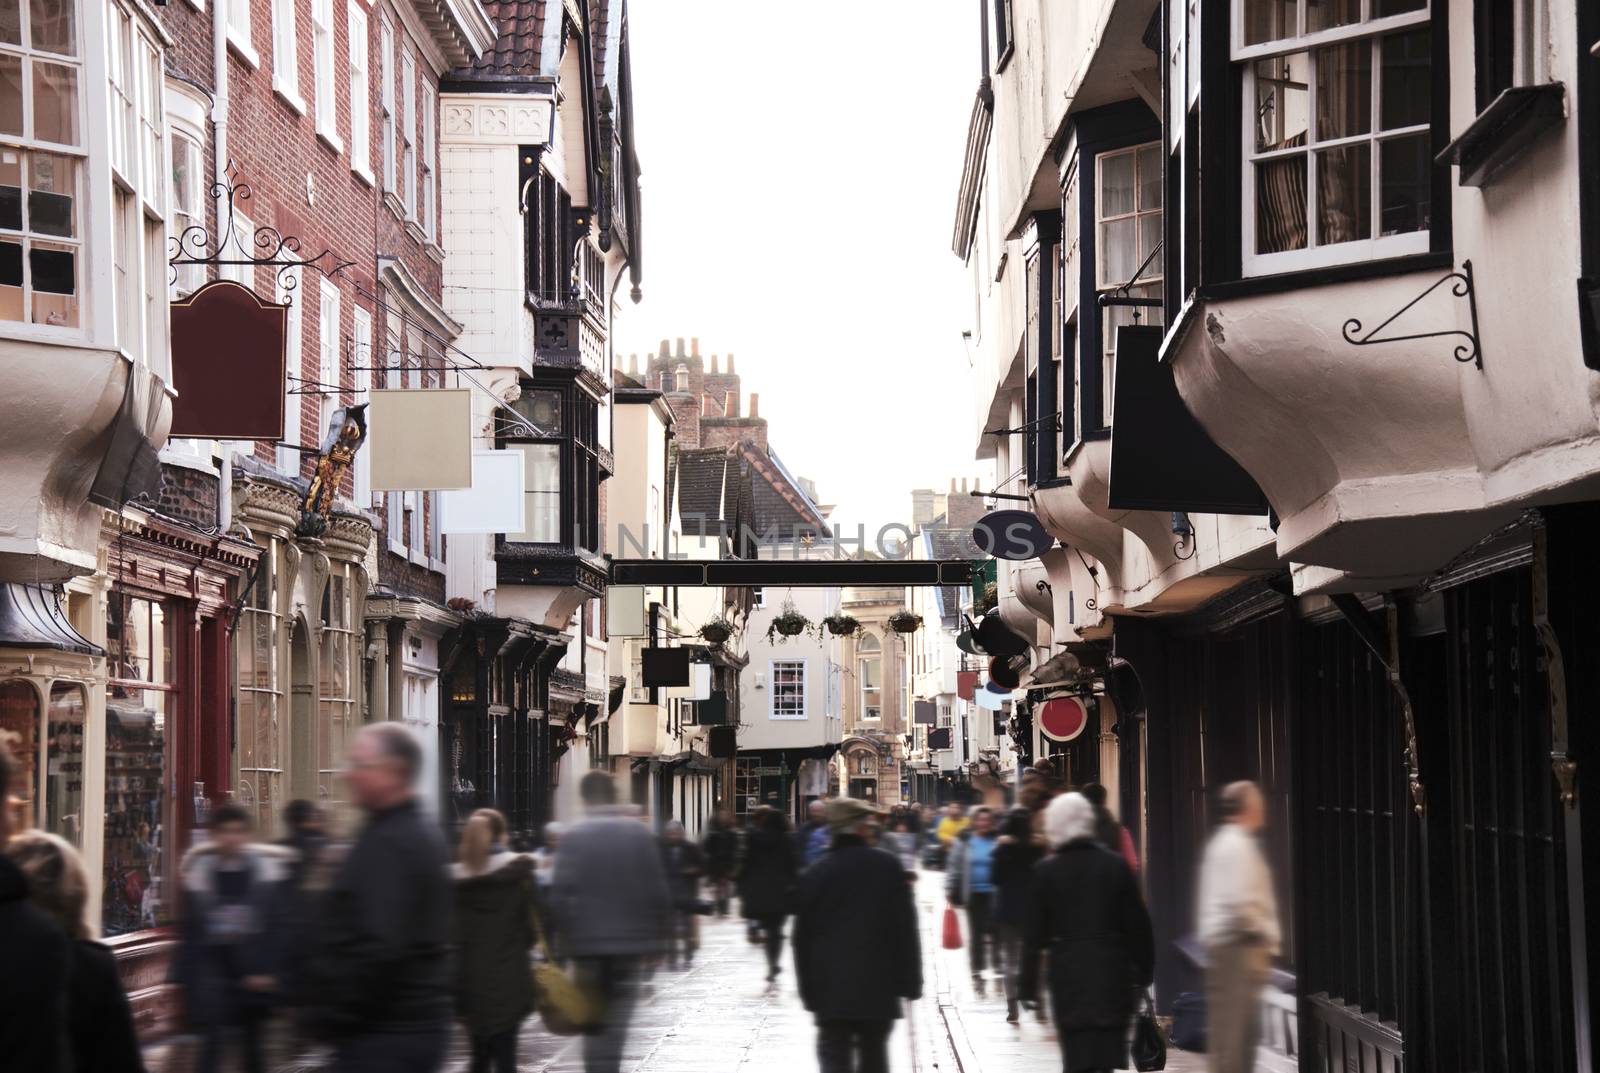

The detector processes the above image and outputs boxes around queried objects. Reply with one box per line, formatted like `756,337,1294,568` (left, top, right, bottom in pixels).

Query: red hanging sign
1038,696,1090,743
169,281,288,440
956,671,978,701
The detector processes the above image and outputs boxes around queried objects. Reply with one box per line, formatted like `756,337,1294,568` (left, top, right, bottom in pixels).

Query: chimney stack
749,393,759,418
658,339,669,358
725,391,737,416
675,337,686,357
961,478,968,493
691,337,700,357
710,355,719,374
727,354,735,373
949,478,957,493
628,353,638,373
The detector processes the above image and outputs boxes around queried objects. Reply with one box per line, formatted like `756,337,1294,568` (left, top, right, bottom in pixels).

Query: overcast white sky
614,0,993,536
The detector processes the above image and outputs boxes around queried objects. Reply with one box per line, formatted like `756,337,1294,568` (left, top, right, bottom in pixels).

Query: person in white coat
1197,781,1281,1073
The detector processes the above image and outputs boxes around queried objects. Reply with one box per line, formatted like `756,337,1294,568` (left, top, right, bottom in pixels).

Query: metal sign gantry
607,559,976,588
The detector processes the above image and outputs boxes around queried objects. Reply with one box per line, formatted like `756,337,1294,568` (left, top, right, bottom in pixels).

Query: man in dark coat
0,747,71,1072
738,806,799,981
659,820,706,968
302,723,453,1073
173,803,293,1073
700,809,739,916
1020,793,1154,1073
792,798,922,1073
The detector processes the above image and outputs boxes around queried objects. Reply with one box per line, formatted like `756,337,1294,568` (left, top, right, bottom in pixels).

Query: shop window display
104,591,174,937
45,681,84,843
0,678,40,824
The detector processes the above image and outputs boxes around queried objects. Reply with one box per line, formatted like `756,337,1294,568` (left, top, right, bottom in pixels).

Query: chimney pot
749,393,759,418
950,478,957,493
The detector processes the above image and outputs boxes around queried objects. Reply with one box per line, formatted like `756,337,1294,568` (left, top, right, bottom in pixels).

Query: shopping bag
531,910,602,1035
1131,992,1167,1071
942,904,964,950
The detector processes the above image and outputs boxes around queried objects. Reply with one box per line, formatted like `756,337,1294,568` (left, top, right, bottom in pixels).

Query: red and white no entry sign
1038,696,1090,742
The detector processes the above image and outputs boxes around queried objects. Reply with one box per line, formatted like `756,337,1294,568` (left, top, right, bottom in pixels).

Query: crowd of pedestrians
1,725,1280,1073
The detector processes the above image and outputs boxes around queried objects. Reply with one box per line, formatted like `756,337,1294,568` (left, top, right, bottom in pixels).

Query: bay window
169,130,203,296
502,378,602,551
1096,143,1163,426
1237,0,1431,273
2,0,84,329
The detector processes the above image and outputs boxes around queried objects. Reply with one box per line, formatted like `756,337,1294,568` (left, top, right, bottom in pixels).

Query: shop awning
0,584,101,656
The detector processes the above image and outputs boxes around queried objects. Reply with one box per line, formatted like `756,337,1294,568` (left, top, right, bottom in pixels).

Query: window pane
1256,155,1308,252
1100,216,1136,286
1316,41,1372,140
1,0,19,45
29,0,74,54
0,150,19,229
0,54,21,136
1244,0,1296,44
1379,133,1430,235
1372,0,1425,14
1305,0,1359,33
1137,145,1162,210
30,240,76,325
1256,53,1309,153
103,688,169,935
1380,28,1430,130
0,679,41,821
29,151,75,236
31,60,77,144
1139,214,1164,278
514,442,560,543
1317,143,1371,244
1099,150,1135,216
515,388,562,435
46,683,85,846
1,240,21,320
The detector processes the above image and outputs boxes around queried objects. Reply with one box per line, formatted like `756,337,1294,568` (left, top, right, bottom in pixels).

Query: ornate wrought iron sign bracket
169,161,356,301
1341,259,1484,370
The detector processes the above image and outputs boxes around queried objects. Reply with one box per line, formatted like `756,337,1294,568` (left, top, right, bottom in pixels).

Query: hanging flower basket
818,613,863,639
886,610,923,634
973,582,998,617
767,602,813,643
699,617,737,645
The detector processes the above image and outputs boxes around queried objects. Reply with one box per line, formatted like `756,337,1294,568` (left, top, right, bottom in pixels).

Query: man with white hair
1197,780,1280,1073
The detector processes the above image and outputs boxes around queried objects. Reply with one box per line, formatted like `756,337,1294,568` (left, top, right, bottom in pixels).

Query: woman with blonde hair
452,808,538,1073
6,830,145,1072
1019,792,1154,1073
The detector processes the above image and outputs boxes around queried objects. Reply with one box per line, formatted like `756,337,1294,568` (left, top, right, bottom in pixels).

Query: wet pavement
219,867,1207,1073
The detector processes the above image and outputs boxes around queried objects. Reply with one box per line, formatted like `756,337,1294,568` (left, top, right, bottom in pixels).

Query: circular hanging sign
972,510,1055,561
1038,696,1090,743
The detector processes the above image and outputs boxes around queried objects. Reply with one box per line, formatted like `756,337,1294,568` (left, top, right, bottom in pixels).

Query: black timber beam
607,559,976,588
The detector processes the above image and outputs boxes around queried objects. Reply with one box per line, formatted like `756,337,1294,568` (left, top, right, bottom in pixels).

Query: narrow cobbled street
264,874,1203,1073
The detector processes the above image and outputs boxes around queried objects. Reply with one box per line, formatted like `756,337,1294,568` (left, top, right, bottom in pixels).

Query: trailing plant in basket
817,613,863,639
767,601,813,643
886,610,923,634
698,616,737,645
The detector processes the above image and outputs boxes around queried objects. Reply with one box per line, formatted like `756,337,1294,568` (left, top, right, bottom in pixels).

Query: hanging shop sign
1038,695,1090,743
641,647,691,687
441,449,527,534
913,700,937,725
169,281,289,440
956,671,978,701
368,388,473,491
972,509,1055,561
298,404,368,537
926,728,953,750
974,611,1031,659
605,586,647,637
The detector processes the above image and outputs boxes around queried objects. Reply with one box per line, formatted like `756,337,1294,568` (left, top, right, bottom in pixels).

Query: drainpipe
368,621,389,723
212,0,233,530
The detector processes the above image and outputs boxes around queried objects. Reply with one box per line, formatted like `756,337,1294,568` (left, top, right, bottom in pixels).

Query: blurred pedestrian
659,820,705,968
1198,781,1280,1073
531,821,562,893
795,799,828,865
945,806,1000,995
303,722,453,1073
1080,784,1138,874
792,799,922,1073
701,809,739,916
935,803,969,849
884,814,920,876
7,830,144,1073
0,747,71,1072
278,798,328,890
550,770,671,1073
738,805,799,982
991,806,1044,1023
173,803,292,1073
1020,793,1154,1073
452,808,536,1073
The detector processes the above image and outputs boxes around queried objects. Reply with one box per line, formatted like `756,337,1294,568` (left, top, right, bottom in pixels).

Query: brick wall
154,463,221,528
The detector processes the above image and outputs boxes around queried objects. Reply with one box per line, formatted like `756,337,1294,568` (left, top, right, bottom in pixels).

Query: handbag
1131,992,1167,1071
942,904,964,950
531,911,602,1036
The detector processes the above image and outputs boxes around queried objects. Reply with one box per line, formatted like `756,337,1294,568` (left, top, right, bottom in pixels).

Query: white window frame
858,637,882,722
400,49,416,219
1095,142,1163,427
379,19,395,194
169,130,205,297
420,80,435,239
312,0,340,148
351,305,374,504
227,0,257,63
347,2,371,183
317,277,341,445
272,0,305,112
277,266,303,473
1234,0,1433,276
769,659,807,721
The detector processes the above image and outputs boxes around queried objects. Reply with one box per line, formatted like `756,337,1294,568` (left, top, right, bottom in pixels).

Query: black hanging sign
641,647,691,687
1108,325,1269,515
972,510,1055,561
